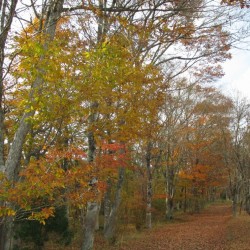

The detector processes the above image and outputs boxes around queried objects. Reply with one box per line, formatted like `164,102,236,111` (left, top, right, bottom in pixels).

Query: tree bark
146,142,152,229
81,202,99,250
82,101,99,249
232,190,238,217
0,1,21,249
166,168,175,220
0,0,18,170
104,167,125,242
104,178,112,231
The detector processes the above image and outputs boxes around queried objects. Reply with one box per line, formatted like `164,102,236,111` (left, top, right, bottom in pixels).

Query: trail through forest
96,204,250,250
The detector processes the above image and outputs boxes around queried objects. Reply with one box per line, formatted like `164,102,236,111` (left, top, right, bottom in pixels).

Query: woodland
0,0,250,250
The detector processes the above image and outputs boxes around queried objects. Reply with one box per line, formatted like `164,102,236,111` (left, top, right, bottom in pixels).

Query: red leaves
97,141,129,170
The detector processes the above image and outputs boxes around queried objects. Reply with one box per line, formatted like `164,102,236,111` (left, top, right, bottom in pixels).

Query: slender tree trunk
232,192,238,217
231,183,238,217
184,186,187,212
146,180,152,229
166,168,175,220
104,167,125,242
104,178,112,231
146,142,152,229
246,180,250,214
245,194,250,215
232,197,237,217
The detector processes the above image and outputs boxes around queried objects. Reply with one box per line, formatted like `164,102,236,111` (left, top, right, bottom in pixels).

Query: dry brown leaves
97,204,250,250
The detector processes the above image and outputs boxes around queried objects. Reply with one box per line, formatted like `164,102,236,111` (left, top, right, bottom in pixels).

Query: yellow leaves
0,207,16,217
79,35,164,142
84,51,90,59
28,207,55,225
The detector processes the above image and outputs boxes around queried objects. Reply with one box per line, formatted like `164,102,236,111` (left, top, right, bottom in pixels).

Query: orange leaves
179,162,224,190
96,142,130,180
28,207,55,225
153,194,167,200
0,141,131,221
0,146,92,220
101,142,126,151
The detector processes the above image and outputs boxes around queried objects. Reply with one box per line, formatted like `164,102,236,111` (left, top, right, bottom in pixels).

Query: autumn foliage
0,1,249,249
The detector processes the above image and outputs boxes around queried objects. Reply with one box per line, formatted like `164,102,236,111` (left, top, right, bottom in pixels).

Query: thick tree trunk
166,197,174,219
104,167,125,242
95,203,100,231
81,202,99,250
81,101,99,249
0,217,14,250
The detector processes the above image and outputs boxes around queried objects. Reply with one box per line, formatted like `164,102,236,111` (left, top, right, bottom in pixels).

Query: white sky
218,48,250,100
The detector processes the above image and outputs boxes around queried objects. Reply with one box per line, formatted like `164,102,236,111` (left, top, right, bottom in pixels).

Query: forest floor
94,203,250,250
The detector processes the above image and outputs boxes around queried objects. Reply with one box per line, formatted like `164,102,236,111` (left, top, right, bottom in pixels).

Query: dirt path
108,204,250,250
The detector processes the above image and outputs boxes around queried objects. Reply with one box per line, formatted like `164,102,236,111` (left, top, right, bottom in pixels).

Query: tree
0,1,66,249
226,95,250,216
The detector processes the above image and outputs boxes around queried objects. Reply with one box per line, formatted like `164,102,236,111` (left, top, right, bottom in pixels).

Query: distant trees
225,95,250,216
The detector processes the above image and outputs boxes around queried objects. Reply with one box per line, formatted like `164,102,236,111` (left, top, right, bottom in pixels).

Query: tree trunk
81,101,98,249
183,186,187,212
232,194,237,217
146,184,152,229
104,178,112,231
245,194,250,215
0,0,18,170
0,217,14,250
231,183,238,217
104,167,125,242
82,0,111,246
0,2,18,248
166,168,175,220
166,197,174,220
81,202,99,250
146,142,152,229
